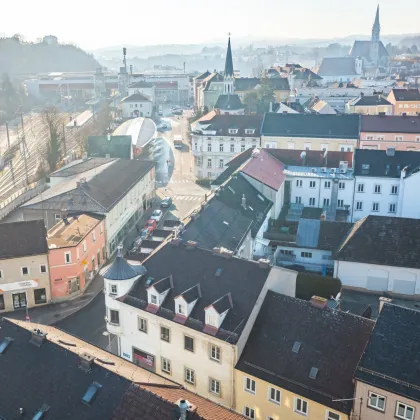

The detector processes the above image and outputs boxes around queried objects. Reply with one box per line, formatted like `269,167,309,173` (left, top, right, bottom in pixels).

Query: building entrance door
12,292,27,309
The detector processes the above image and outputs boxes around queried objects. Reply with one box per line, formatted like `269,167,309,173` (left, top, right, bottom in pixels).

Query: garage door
366,276,388,292
393,279,416,295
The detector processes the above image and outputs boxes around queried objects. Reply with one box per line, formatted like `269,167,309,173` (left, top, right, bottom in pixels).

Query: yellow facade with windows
234,370,347,420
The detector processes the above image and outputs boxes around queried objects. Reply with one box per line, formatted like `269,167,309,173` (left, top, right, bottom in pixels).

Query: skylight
32,404,50,420
309,367,319,379
228,186,235,194
257,194,265,202
145,277,154,287
81,381,102,406
292,341,301,353
0,337,13,355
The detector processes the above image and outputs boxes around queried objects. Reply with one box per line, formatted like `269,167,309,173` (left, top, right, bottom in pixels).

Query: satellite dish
335,292,341,301
300,151,306,159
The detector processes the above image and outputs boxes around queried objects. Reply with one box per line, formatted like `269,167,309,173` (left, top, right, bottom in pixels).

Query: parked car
160,196,172,208
140,228,150,240
145,219,157,231
172,109,183,115
150,209,163,222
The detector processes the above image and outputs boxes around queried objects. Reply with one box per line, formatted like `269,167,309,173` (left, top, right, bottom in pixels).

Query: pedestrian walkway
172,195,203,201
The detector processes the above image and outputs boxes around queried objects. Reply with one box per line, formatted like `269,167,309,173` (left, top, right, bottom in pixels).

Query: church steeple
224,35,234,79
372,5,380,43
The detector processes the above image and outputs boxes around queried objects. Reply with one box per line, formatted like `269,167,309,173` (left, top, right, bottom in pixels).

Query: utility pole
18,115,29,186
5,121,15,185
62,123,67,156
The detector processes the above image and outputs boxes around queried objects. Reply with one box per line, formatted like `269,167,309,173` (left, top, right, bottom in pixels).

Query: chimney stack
29,329,47,347
310,296,327,309
179,400,189,420
379,297,392,313
241,194,247,210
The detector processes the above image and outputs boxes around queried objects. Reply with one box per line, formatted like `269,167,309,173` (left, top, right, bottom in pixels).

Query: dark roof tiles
104,256,146,281
389,88,420,101
317,57,358,77
361,114,420,133
152,275,174,294
214,94,244,111
121,93,152,102
196,114,263,137
350,95,391,106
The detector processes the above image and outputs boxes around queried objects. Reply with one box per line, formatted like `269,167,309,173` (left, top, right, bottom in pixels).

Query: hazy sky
2,0,419,49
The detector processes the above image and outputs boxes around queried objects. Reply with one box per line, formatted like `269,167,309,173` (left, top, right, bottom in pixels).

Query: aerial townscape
1,2,420,419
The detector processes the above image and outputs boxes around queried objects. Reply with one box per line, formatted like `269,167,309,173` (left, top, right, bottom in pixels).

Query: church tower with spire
223,35,235,95
370,5,381,66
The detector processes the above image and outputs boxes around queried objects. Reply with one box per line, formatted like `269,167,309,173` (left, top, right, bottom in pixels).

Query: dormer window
204,293,233,332
178,303,185,315
151,295,158,305
174,284,201,321
245,129,255,134
207,313,217,327
228,128,238,134
147,275,174,309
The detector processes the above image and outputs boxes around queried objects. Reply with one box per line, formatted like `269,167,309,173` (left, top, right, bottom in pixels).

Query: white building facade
120,94,153,119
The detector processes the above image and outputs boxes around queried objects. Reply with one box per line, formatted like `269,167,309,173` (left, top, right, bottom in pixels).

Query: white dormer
204,293,233,330
228,128,238,134
174,284,201,318
245,128,255,135
147,275,173,307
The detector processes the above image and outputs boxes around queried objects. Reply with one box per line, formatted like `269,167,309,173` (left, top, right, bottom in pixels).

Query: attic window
145,277,154,287
245,129,255,134
361,164,370,174
81,381,102,406
215,268,223,277
228,129,238,134
32,404,50,420
292,341,301,353
309,367,319,379
0,337,13,355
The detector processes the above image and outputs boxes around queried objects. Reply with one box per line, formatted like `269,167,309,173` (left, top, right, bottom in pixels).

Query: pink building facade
360,115,420,151
48,215,106,301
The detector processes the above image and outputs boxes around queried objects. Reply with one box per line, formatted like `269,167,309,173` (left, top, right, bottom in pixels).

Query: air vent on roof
311,168,316,173
32,404,50,420
0,337,13,355
228,186,235,194
340,169,346,174
29,329,47,347
292,341,301,353
330,168,336,174
321,167,327,173
309,367,319,379
79,352,95,372
81,381,102,406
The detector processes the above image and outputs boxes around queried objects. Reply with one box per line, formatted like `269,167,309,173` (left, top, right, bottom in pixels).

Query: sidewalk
4,274,105,326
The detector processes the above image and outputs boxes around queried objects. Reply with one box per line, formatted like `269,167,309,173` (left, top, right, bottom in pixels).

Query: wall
276,245,333,272
0,254,51,312
48,221,106,301
117,303,236,408
262,135,357,152
351,176,400,222
359,131,420,151
346,104,393,115
234,370,347,420
334,260,420,296
391,101,420,116
127,86,155,104
400,171,420,219
121,101,153,118
354,380,420,420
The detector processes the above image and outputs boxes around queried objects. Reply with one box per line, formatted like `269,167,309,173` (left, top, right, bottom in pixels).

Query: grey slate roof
361,114,420,133
355,303,420,402
50,158,116,178
23,159,155,213
349,95,391,106
234,77,260,91
390,88,420,101
349,40,389,60
0,220,48,260
266,77,290,90
182,173,272,251
335,215,420,269
316,57,357,77
104,255,146,281
128,81,154,88
212,293,233,314
296,219,320,248
195,114,263,137
152,275,173,293
214,94,244,111
121,93,152,103
236,291,374,414
0,319,131,420
122,242,273,343
354,149,420,178
261,113,360,139
179,284,201,303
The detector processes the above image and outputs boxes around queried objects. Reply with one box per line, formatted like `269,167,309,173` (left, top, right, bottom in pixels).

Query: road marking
173,195,202,201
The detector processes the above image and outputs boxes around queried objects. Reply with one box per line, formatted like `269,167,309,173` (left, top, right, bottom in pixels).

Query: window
374,184,381,193
219,143,224,152
230,144,235,153
161,357,171,374
304,143,311,150
40,265,47,273
0,269,3,279
416,136,420,142
243,407,255,419
339,182,345,190
184,367,195,384
207,159,212,168
209,378,221,395
219,159,224,168
324,181,331,189
396,402,415,420
295,196,302,204
92,230,96,242
295,397,308,415
21,267,29,276
389,203,396,213
109,309,119,325
357,183,364,193
296,180,303,187
301,252,312,258
327,411,340,420
366,135,374,140
372,202,379,212
207,143,212,152
161,326,170,342
391,185,398,194
229,128,238,134
138,317,148,333
268,387,281,405
34,288,47,305
309,181,315,188
396,136,403,141
151,294,158,305
244,377,256,394
245,129,255,134
54,213,62,221
356,201,363,211
82,241,87,253
309,197,315,206
100,223,103,234
241,144,245,152
337,199,344,208
207,172,212,178
377,135,385,141
184,335,194,352
280,249,293,255
110,284,117,294
367,391,386,411
210,344,221,361
0,294,4,310
178,303,185,315
323,198,330,206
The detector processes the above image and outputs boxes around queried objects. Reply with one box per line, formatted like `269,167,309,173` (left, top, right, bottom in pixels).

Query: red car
145,219,157,232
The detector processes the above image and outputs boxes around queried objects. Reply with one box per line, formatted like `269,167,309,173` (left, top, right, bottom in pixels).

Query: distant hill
0,36,100,76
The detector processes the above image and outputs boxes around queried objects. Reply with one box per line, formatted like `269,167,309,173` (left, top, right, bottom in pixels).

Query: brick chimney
310,296,327,309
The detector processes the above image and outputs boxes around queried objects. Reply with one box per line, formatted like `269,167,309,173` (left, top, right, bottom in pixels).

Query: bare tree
42,107,64,173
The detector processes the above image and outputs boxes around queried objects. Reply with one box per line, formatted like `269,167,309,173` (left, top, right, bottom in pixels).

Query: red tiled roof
241,149,286,190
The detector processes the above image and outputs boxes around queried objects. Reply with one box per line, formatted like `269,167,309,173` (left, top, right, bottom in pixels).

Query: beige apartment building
0,220,51,312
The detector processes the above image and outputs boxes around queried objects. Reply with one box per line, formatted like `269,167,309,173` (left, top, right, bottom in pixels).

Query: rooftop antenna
123,47,127,71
